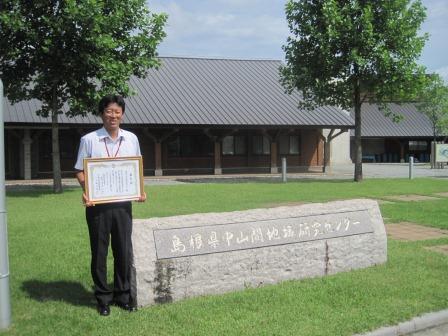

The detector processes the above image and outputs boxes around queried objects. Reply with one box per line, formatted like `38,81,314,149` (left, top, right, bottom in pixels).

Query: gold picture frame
84,156,144,205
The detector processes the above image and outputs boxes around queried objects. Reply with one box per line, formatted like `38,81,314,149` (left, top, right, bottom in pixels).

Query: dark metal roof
3,57,354,128
4,98,101,124
350,103,434,138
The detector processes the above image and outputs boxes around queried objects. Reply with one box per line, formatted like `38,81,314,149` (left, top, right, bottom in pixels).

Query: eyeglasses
104,109,122,116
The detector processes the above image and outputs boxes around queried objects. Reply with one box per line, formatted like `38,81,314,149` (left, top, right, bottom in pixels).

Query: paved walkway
330,163,448,179
372,322,448,336
385,223,448,241
409,323,448,335
355,310,448,336
5,163,448,189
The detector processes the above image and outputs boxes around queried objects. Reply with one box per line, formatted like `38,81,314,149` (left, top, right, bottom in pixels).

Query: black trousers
86,202,133,306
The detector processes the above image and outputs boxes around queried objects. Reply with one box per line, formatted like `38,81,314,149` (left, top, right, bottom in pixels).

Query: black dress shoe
114,302,137,312
97,304,110,316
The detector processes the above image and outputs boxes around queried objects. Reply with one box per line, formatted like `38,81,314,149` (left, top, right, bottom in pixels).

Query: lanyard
104,137,123,158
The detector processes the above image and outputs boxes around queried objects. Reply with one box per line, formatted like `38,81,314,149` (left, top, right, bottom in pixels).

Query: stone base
270,167,278,174
154,169,163,176
131,199,387,307
214,168,222,175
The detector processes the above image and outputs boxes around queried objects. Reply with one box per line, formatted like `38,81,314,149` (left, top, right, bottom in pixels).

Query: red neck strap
104,137,123,158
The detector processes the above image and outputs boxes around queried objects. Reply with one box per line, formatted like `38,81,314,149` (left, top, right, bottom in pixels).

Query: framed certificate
84,156,144,204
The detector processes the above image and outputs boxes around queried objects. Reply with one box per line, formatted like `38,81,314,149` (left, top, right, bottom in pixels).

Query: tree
281,0,428,181
0,0,166,192
416,74,448,141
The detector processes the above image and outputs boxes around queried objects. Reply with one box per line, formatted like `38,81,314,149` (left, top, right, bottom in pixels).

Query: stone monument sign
131,199,387,307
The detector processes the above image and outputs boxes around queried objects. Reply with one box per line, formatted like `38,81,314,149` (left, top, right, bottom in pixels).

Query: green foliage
0,0,167,116
416,74,448,138
0,0,166,192
281,0,428,110
281,0,429,180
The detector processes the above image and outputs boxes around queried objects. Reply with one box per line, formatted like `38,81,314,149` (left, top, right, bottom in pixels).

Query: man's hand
137,192,147,202
76,171,94,206
82,192,95,207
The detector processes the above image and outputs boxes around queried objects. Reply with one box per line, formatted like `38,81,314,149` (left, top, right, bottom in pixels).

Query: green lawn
381,199,448,229
2,178,448,335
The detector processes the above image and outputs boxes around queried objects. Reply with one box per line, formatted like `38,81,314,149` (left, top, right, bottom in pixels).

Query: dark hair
98,95,126,114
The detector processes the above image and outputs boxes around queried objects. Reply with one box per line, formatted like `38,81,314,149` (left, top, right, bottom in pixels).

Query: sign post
0,79,12,330
282,157,287,183
409,156,414,179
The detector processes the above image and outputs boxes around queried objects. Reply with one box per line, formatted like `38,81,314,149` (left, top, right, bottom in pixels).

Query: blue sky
149,0,448,81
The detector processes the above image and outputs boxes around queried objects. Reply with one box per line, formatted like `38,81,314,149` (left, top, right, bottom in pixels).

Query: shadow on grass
22,280,94,307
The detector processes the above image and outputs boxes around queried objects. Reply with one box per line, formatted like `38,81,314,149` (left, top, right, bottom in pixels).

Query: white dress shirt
74,127,141,171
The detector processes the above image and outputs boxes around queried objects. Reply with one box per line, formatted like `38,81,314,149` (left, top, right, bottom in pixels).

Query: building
351,103,440,163
3,57,354,180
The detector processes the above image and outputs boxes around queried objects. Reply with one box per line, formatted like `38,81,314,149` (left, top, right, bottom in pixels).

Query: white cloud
203,14,236,26
423,0,448,20
148,0,287,59
213,0,268,7
149,0,446,68
420,0,448,38
435,66,448,83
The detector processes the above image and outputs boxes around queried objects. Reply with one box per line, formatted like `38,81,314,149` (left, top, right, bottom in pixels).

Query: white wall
322,129,352,165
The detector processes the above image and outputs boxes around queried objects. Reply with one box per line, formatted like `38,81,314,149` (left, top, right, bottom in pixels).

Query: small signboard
435,144,448,163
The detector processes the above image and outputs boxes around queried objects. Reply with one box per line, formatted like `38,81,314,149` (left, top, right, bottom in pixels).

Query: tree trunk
353,78,363,182
323,138,329,173
51,94,63,193
322,129,334,174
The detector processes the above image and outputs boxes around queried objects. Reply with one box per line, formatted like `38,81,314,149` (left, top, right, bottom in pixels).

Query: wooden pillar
7,132,13,179
400,141,405,163
214,141,222,175
323,139,331,173
22,129,32,180
154,142,162,176
270,142,278,174
32,132,41,178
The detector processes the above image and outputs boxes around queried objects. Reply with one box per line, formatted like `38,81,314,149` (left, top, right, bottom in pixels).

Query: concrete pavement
355,310,448,336
330,163,448,179
410,323,448,336
5,163,448,189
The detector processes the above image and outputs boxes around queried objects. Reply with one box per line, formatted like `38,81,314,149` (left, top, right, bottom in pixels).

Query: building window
167,135,213,157
279,135,300,155
222,135,246,155
167,136,181,156
222,136,234,155
409,141,427,151
252,135,270,155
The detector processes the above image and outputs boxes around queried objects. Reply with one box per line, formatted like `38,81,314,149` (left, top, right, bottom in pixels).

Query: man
75,94,146,316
